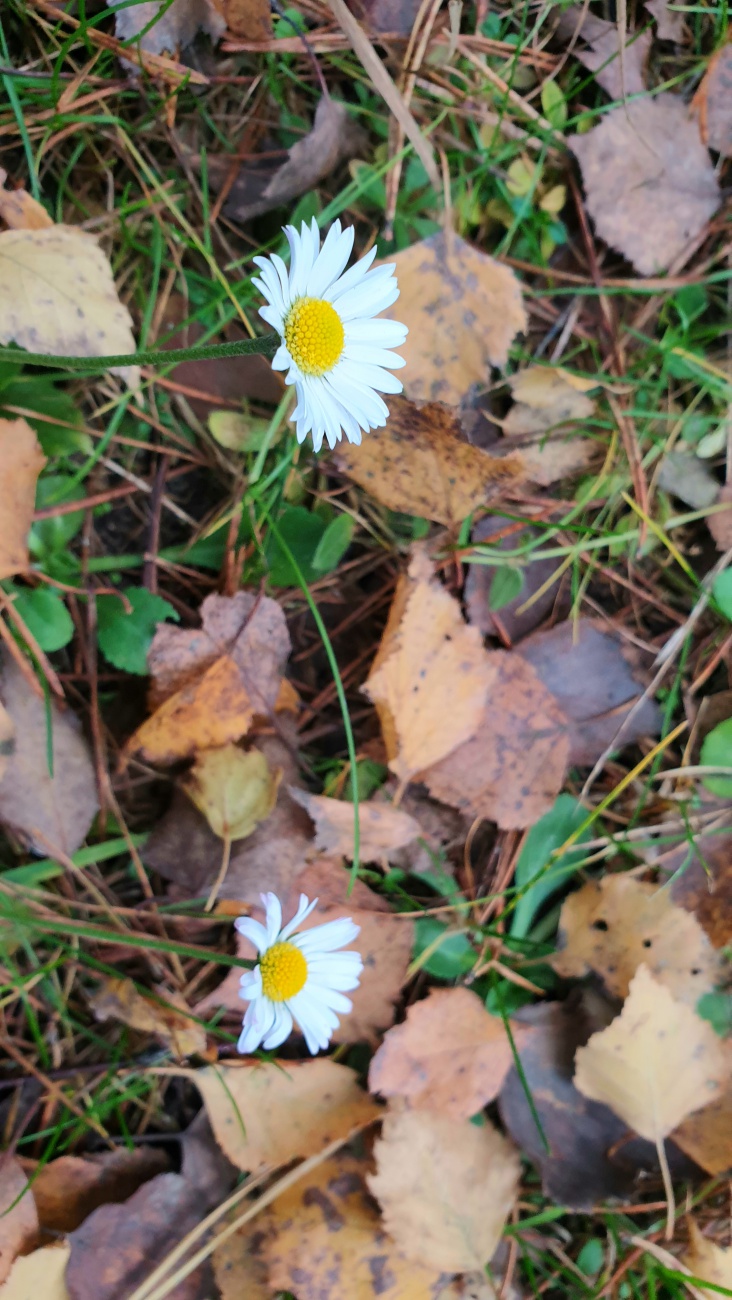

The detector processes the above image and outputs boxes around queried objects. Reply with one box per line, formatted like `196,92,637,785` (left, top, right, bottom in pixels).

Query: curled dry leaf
289,786,420,861
382,231,527,405
0,1158,38,1284
553,875,720,1004
0,654,98,857
106,0,224,55
570,95,720,274
0,1244,70,1299
503,366,596,438
337,396,523,527
574,965,727,1142
0,418,46,580
19,1149,169,1235
0,228,139,385
194,1059,379,1172
89,978,206,1058
554,7,651,99
0,170,53,231
183,745,281,840
368,1108,520,1273
683,1222,732,1300
672,1062,732,1175
368,987,530,1119
364,549,496,782
124,656,254,767
692,43,732,157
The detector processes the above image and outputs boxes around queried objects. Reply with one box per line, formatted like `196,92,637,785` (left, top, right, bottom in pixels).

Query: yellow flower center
284,297,345,376
259,941,308,1002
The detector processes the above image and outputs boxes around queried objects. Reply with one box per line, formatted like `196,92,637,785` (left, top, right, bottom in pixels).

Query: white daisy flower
252,218,408,453
235,891,362,1055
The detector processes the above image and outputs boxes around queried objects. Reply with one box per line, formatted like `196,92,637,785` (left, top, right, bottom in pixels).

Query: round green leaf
700,717,732,798
12,587,74,652
488,565,524,611
96,587,179,676
712,568,732,621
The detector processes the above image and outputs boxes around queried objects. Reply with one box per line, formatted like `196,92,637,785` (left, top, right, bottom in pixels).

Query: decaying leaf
554,7,651,99
106,0,225,55
465,515,567,643
692,43,732,157
290,787,420,861
0,227,139,385
683,1222,732,1300
708,483,732,552
421,649,570,830
364,549,496,781
503,366,596,438
382,232,527,405
368,988,529,1119
211,1207,270,1300
662,827,732,948
355,0,422,35
645,0,687,41
0,170,53,231
0,418,46,580
19,1149,169,1235
124,656,254,766
0,1158,38,1285
368,1108,520,1272
89,978,206,1057
518,618,662,765
211,0,273,38
553,875,720,1004
0,1244,70,1299
0,703,14,785
672,1068,732,1175
183,745,281,840
574,965,727,1142
0,653,98,857
570,95,720,274
220,99,366,221
194,1059,379,1172
336,397,524,527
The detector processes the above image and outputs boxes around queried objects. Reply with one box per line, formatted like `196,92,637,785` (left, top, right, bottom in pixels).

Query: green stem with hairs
0,334,279,374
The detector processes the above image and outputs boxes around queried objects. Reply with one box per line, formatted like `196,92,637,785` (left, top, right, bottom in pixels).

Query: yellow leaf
183,744,281,840
367,1108,520,1272
89,977,205,1057
0,170,53,231
124,655,254,766
683,1221,732,1299
574,965,727,1142
539,184,567,215
504,365,596,438
0,1245,70,1299
505,157,536,197
0,418,46,580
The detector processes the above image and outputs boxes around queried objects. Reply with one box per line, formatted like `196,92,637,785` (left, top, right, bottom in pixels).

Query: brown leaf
65,1116,235,1300
210,0,272,37
554,7,651,99
0,653,98,856
503,365,596,438
19,1149,169,1235
89,978,206,1057
382,232,527,405
553,875,720,1004
336,397,524,527
662,827,732,948
364,549,497,782
574,965,727,1141
262,1149,450,1298
645,0,687,41
194,1059,379,1172
107,0,225,54
124,656,254,767
0,701,15,785
221,99,366,222
368,1109,520,1272
683,1222,732,1300
0,170,53,231
708,483,732,551
368,988,530,1118
289,787,420,861
147,591,290,715
692,43,732,157
672,1067,732,1175
182,745,281,840
0,418,46,580
353,0,422,34
518,617,662,765
421,649,570,830
465,515,568,643
0,1244,70,1298
0,1158,38,1284
570,95,720,274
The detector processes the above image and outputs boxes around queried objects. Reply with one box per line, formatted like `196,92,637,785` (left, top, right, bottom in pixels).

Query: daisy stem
0,334,279,373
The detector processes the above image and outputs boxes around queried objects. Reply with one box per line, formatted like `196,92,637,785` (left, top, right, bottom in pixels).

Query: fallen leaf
383,782,470,880
0,171,53,231
124,656,254,766
210,0,272,36
553,875,720,1004
194,1059,379,1172
465,515,568,643
336,397,524,527
0,703,14,784
382,232,527,405
211,1208,270,1300
0,418,46,580
570,95,720,274
289,787,420,861
353,0,422,35
368,1109,520,1272
368,988,529,1118
0,1244,70,1299
65,1116,234,1300
364,549,497,782
20,1149,169,1235
692,43,732,157
672,1069,732,1175
658,450,719,510
107,0,225,54
421,649,570,830
147,591,290,714
0,653,98,856
0,1159,38,1284
645,0,687,41
554,7,651,99
683,1222,732,1300
709,483,732,551
183,745,281,840
518,618,662,765
574,965,727,1142
0,227,140,385
262,1149,452,1298
660,827,732,947
219,99,366,222
89,978,206,1057
503,366,596,438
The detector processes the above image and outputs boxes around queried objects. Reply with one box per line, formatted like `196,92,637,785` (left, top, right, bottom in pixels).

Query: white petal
344,318,408,347
336,277,400,322
289,989,336,1053
324,244,378,301
338,359,404,395
342,344,406,369
293,916,360,954
307,984,353,1014
263,1002,294,1050
237,996,275,1053
271,344,291,371
279,894,319,941
238,967,263,1000
259,304,284,332
307,222,354,299
234,916,270,954
261,892,283,944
